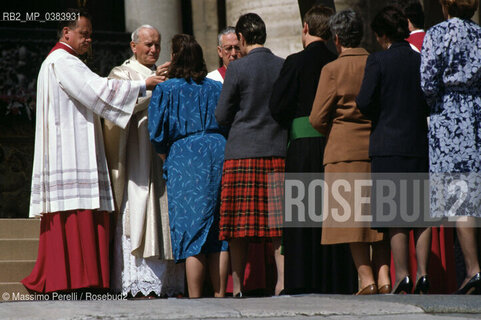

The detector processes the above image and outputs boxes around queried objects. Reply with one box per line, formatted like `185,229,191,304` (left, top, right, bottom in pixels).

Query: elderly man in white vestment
206,26,239,83
104,25,184,298
22,9,164,293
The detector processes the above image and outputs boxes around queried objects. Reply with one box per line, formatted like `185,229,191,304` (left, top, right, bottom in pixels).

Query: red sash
218,65,227,79
48,42,78,57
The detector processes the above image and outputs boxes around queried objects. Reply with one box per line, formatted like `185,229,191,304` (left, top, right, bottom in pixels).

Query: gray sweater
215,47,287,160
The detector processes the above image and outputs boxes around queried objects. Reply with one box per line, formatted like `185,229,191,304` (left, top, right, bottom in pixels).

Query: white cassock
30,46,143,217
105,56,184,297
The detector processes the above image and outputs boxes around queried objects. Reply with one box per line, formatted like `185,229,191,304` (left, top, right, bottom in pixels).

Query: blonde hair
440,0,479,19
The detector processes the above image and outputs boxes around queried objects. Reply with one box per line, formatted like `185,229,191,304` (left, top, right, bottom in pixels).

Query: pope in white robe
104,25,184,298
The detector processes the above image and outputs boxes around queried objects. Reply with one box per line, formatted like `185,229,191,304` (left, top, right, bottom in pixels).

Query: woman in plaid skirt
215,13,287,297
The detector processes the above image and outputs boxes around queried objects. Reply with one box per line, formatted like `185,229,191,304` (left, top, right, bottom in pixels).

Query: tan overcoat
310,47,371,165
310,48,384,245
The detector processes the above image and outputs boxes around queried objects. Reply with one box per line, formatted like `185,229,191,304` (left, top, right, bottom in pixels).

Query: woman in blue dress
149,34,229,298
421,0,481,294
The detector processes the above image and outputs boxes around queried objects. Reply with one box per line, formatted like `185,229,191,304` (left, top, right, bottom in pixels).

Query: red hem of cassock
22,210,110,293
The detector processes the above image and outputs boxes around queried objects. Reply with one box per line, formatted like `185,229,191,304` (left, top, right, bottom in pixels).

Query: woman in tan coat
309,9,390,295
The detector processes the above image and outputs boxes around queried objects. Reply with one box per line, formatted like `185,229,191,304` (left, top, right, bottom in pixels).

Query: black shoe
455,272,481,295
277,289,286,296
393,276,413,294
414,275,430,294
233,292,244,298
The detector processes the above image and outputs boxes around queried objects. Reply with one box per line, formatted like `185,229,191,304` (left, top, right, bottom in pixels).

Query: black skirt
283,136,357,294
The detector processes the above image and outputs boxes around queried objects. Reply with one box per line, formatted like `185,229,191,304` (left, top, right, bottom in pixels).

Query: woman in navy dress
421,0,481,294
357,6,431,294
149,34,229,298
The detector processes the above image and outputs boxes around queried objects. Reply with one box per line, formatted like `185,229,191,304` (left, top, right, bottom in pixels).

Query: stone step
0,282,30,302
0,261,36,282
0,239,39,261
0,219,40,239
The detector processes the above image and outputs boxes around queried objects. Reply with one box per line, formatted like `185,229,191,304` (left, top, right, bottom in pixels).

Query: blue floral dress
421,18,481,217
149,78,228,262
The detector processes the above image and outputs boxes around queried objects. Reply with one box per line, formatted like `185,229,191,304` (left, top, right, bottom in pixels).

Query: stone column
423,0,445,29
226,0,303,58
473,5,480,24
124,0,183,65
191,0,220,72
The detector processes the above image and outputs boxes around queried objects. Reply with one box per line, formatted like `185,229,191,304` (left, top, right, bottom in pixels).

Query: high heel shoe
378,284,392,294
393,276,413,294
414,275,430,294
454,272,481,295
356,284,378,295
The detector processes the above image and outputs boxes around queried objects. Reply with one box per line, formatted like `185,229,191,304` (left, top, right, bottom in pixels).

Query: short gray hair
329,9,363,48
131,24,160,43
217,26,236,46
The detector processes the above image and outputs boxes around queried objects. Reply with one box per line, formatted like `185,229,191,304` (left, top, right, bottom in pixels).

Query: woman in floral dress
420,0,481,294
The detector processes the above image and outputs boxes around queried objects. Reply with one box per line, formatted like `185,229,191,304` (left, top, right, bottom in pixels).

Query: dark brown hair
167,34,207,84
235,13,266,45
303,5,334,40
440,0,479,19
403,2,424,29
371,6,410,42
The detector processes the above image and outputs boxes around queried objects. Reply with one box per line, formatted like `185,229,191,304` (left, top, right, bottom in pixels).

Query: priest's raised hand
145,75,166,91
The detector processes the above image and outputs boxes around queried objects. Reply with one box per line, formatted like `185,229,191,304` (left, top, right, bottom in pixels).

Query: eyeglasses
222,45,240,52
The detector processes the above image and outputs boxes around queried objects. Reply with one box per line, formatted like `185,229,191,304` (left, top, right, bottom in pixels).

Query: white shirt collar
59,41,79,54
410,29,425,35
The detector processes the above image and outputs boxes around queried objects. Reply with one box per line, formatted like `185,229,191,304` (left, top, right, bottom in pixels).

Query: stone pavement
1,294,481,319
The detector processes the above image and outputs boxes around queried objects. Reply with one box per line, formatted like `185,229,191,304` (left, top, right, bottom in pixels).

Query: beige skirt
321,160,384,245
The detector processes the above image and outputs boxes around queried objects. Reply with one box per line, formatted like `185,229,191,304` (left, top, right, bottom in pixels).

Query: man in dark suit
269,5,357,294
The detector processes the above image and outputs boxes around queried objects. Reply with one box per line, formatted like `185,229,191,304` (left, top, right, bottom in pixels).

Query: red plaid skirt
219,157,284,239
